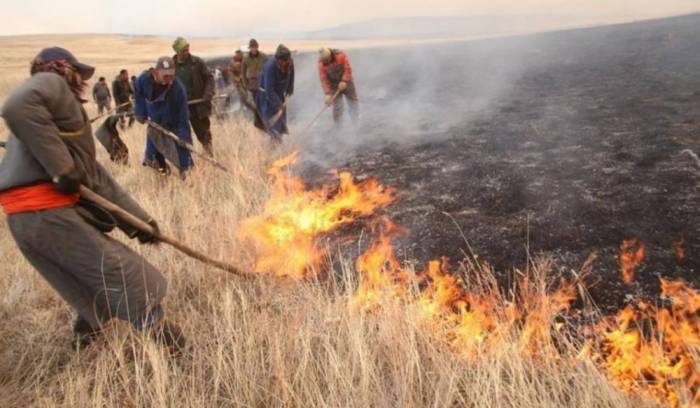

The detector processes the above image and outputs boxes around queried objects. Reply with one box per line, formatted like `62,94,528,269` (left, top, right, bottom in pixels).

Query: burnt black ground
214,15,700,312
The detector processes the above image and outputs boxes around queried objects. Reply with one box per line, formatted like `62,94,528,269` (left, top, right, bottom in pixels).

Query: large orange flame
589,279,700,407
242,155,699,406
238,153,395,278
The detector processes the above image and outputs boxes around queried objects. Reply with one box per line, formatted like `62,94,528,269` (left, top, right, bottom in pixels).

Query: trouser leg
332,92,345,125
189,111,213,156
7,208,167,328
345,81,360,123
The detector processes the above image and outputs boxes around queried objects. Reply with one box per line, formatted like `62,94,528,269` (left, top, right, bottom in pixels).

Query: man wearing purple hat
0,47,185,354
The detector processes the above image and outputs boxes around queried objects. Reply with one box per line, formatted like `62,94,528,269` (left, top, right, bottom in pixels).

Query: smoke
286,34,539,166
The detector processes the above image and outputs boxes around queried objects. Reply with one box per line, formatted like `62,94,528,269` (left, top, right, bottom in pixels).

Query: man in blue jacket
134,57,193,179
254,45,294,140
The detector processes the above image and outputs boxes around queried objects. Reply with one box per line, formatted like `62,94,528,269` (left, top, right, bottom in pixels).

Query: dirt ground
289,14,700,313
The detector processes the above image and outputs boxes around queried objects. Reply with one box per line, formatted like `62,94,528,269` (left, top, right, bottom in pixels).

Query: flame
674,238,687,264
242,155,700,406
238,152,395,278
351,224,578,358
620,238,646,284
591,279,700,407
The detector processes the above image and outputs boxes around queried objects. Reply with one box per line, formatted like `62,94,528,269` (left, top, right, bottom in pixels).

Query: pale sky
2,0,699,37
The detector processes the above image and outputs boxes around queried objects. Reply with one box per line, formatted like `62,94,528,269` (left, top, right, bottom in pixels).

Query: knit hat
172,37,190,53
275,44,291,60
249,38,259,48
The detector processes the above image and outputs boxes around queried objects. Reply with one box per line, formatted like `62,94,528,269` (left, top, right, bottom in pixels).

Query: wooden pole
301,90,340,133
147,121,230,173
79,185,252,278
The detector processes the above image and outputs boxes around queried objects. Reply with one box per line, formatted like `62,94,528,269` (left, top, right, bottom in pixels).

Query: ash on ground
292,15,700,312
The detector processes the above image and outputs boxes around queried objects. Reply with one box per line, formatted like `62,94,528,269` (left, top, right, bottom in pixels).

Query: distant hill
299,15,608,40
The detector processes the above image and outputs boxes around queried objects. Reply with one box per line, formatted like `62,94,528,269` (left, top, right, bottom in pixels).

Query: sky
2,0,699,37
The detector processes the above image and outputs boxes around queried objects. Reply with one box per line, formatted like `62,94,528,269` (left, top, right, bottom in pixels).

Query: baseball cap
35,47,95,80
155,56,175,76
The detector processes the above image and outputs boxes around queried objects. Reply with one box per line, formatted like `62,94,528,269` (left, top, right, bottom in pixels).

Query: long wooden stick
301,90,340,133
0,141,250,277
147,121,230,173
90,101,132,123
79,185,251,278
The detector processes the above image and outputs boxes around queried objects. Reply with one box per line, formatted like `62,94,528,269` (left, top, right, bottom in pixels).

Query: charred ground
288,14,700,312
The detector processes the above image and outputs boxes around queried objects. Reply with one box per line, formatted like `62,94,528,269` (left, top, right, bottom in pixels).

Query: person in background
0,47,185,354
112,69,134,128
241,38,267,101
172,37,215,157
133,56,194,180
92,76,112,114
255,45,294,140
318,47,359,126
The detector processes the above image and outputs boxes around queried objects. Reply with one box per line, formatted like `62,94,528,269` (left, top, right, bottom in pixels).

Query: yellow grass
0,37,658,407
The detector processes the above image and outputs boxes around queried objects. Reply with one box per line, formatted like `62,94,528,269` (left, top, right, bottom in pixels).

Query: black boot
72,316,101,351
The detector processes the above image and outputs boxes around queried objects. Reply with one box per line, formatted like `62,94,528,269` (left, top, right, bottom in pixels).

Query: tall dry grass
0,111,653,407
0,36,662,407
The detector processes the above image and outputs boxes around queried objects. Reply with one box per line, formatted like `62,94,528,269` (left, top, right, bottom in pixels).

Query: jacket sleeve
173,80,192,143
318,62,331,94
341,54,353,83
92,84,98,101
92,162,153,237
134,75,148,119
198,57,216,100
1,74,77,180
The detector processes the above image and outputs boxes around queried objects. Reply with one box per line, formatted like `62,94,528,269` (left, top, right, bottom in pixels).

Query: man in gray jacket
0,47,184,353
92,76,112,114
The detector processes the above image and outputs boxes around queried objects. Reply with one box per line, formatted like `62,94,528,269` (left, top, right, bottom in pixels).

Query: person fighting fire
254,44,295,140
112,69,135,128
318,47,359,125
172,37,216,156
0,47,185,353
134,56,194,179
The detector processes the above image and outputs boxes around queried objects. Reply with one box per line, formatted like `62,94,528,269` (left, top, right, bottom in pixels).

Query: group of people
91,69,135,128
0,38,362,356
92,37,360,180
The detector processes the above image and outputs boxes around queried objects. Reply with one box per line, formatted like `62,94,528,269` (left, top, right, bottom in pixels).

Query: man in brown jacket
172,37,215,156
241,39,267,100
0,47,184,353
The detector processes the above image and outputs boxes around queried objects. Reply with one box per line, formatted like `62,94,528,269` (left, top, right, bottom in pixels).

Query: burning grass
0,113,697,407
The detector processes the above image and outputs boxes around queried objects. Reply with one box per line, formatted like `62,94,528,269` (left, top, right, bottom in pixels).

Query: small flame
620,238,646,284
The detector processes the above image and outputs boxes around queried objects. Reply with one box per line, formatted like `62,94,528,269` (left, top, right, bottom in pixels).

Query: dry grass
0,39,656,408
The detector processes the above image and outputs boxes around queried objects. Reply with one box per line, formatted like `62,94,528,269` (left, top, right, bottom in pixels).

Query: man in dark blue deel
254,45,294,140
134,56,193,178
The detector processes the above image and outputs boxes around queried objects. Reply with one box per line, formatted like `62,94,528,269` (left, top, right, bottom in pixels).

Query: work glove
324,94,335,106
136,218,160,244
338,81,348,92
53,167,82,195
